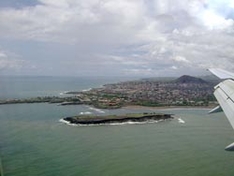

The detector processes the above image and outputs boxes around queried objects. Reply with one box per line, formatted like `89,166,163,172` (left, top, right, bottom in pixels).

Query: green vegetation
0,96,81,105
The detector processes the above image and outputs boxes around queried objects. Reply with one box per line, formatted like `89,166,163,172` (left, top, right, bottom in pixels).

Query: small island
62,112,173,125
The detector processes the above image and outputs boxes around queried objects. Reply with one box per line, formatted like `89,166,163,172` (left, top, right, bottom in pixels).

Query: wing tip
225,142,234,151
208,105,222,114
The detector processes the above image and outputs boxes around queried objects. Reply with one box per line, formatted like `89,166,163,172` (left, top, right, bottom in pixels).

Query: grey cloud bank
0,0,234,77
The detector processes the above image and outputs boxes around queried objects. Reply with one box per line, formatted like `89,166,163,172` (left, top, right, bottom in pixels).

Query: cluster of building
0,76,217,109
77,77,216,108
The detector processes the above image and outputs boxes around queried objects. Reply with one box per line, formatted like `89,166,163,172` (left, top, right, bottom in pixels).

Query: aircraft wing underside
214,80,234,129
209,68,234,151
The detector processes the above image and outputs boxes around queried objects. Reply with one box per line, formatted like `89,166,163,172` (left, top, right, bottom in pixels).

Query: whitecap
80,111,92,115
59,91,68,96
59,119,78,126
178,118,185,124
88,107,105,113
82,88,92,92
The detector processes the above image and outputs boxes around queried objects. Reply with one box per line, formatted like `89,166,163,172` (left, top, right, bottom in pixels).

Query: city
69,75,218,109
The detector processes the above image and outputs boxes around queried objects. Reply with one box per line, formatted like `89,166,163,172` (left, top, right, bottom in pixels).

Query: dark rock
63,113,173,125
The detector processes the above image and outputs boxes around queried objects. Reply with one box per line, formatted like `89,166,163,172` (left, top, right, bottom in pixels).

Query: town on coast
0,75,218,110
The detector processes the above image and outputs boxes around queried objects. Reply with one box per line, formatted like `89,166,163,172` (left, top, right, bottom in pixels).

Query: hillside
175,75,208,84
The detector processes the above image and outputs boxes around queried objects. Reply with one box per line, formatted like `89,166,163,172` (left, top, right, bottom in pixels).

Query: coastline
0,97,215,109
122,105,213,111
0,99,214,111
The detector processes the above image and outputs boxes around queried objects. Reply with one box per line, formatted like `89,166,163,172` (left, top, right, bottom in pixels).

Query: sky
0,0,234,77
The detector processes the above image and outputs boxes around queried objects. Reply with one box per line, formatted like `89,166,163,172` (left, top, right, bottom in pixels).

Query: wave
82,88,92,92
59,119,78,126
178,118,185,124
88,107,105,113
59,91,69,96
80,111,92,115
107,120,163,126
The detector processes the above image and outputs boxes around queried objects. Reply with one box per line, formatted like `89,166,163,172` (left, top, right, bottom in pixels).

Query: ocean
0,76,234,176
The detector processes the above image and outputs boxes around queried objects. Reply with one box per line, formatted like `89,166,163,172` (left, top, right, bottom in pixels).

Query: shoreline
0,100,214,111
122,105,214,111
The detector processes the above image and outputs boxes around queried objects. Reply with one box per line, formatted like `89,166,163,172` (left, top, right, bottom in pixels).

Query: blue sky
0,0,234,77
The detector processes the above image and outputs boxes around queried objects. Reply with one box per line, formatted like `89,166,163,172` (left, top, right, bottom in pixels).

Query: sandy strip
122,105,213,110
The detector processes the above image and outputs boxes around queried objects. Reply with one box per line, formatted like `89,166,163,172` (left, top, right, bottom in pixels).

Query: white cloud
199,9,234,30
173,56,190,63
0,52,7,58
0,0,147,44
0,50,35,74
0,0,232,39
0,51,24,71
0,0,208,43
0,0,234,76
171,66,178,70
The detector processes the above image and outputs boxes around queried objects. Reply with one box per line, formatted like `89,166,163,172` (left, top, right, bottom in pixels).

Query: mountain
175,75,208,84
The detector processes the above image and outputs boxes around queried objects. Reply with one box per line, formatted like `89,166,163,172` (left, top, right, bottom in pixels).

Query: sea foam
82,88,92,92
80,111,92,115
88,107,105,113
178,118,185,124
59,119,78,126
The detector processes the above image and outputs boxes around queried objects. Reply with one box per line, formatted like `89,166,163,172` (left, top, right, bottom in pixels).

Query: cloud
173,56,190,63
0,0,232,38
0,0,147,45
0,0,233,76
0,50,25,71
0,52,7,58
0,0,209,43
201,10,234,30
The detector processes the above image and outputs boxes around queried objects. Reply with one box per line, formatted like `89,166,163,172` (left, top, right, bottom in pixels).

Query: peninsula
0,75,218,109
62,112,173,125
65,75,218,109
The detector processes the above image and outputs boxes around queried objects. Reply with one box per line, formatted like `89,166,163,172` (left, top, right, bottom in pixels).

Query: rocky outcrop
63,113,173,125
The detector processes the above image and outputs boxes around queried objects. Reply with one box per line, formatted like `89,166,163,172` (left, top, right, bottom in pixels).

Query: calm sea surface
0,76,234,176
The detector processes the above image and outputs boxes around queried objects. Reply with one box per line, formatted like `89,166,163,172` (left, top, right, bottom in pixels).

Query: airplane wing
209,68,234,79
209,68,234,151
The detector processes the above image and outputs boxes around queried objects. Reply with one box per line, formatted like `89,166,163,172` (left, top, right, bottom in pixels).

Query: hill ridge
175,75,208,84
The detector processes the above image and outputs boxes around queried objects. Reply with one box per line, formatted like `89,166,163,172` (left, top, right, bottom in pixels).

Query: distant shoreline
123,105,213,110
0,98,214,110
0,74,217,110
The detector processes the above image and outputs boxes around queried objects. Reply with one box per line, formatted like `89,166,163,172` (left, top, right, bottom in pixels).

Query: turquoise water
0,77,234,176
